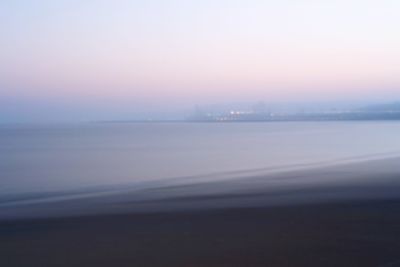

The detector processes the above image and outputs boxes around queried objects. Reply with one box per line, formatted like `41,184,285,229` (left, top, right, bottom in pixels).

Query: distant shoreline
3,114,400,126
96,113,400,124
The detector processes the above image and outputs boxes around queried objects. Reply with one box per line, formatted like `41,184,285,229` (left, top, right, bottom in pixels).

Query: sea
1,121,400,200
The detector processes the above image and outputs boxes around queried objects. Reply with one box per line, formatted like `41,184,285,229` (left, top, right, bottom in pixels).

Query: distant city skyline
1,1,400,122
187,101,400,122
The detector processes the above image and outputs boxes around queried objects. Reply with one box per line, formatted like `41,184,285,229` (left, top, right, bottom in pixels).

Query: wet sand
1,200,400,267
1,158,400,266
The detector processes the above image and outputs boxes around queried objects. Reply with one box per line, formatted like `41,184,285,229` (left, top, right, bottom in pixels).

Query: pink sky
1,1,399,121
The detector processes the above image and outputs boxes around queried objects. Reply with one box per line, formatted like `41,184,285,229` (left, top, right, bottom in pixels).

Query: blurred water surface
1,121,400,196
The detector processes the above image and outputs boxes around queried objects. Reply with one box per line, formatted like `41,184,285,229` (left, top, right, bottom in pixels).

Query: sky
1,0,400,122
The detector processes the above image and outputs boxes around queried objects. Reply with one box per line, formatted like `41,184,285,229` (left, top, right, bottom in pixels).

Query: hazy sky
1,0,400,122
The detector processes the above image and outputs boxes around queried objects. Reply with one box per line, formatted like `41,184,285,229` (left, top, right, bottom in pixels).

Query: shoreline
1,155,400,220
2,156,400,266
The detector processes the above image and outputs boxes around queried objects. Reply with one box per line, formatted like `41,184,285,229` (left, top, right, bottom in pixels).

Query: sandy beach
1,157,400,266
1,201,400,267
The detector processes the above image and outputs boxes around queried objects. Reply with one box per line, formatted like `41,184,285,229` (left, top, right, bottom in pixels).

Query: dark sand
2,158,400,266
1,201,400,267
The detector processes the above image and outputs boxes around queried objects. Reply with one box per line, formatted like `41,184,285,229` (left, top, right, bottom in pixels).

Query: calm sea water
1,121,400,197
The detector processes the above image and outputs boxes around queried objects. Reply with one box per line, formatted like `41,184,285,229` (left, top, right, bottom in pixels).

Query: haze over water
2,121,400,198
1,1,400,123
